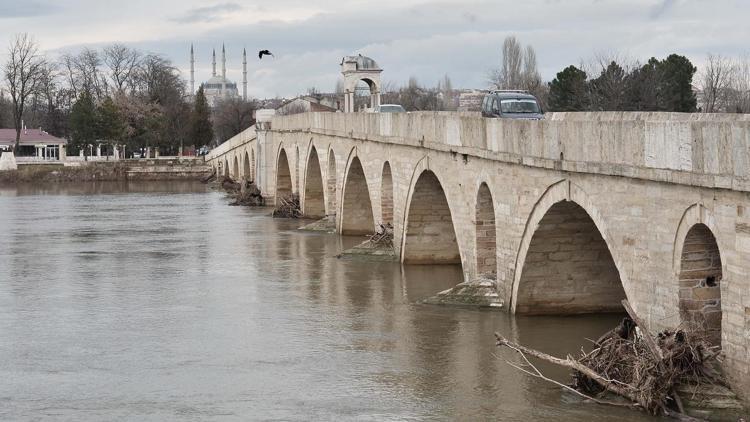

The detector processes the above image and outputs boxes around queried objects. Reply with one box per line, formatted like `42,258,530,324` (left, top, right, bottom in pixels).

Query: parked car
481,90,544,120
373,104,406,113
132,152,142,159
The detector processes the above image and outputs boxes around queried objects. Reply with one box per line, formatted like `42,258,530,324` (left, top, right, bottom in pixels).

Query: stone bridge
206,111,750,396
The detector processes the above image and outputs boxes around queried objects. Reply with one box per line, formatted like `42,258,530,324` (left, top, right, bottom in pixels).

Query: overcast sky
0,0,748,98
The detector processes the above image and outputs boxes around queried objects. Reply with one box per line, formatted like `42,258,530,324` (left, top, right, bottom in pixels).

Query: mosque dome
341,55,381,71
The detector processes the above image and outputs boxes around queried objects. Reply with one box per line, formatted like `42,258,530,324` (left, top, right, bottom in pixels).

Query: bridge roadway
206,110,750,399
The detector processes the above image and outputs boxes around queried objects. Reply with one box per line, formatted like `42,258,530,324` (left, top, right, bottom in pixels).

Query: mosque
190,44,247,107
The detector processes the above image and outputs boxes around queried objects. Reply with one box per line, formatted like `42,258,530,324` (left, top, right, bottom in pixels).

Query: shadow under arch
673,204,726,346
243,150,251,180
400,158,462,266
275,145,293,205
232,155,239,178
303,144,325,218
327,147,337,218
381,161,393,225
475,182,496,278
510,180,629,315
339,147,374,235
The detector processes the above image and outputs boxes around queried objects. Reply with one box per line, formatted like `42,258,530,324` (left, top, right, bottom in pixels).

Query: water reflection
0,183,655,421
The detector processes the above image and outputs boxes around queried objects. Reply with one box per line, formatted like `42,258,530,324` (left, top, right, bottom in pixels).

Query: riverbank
0,160,212,184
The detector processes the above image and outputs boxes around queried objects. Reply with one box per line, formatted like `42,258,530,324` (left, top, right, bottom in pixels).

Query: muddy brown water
0,182,655,421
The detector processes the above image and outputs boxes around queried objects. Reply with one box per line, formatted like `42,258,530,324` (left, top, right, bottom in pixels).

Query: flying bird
258,50,274,59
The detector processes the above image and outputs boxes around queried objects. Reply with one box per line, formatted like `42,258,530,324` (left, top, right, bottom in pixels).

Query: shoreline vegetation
0,161,212,184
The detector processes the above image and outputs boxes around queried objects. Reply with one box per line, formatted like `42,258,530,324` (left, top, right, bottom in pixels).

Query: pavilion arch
339,149,375,235
381,161,394,225
327,148,338,218
475,182,496,278
400,157,462,265
673,204,725,346
303,145,326,219
275,146,293,205
243,151,251,180
511,180,629,315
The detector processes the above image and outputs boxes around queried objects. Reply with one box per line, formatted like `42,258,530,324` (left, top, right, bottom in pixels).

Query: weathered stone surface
205,111,750,403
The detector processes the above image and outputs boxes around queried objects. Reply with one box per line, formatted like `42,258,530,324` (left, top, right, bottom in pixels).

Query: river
0,182,654,421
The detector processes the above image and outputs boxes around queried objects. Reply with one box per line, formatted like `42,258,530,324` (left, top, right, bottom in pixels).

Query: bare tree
700,54,734,113
102,44,141,93
490,36,544,100
3,33,47,151
728,55,750,113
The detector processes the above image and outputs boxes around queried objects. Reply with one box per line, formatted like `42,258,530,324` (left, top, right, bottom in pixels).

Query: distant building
192,44,246,107
0,127,67,160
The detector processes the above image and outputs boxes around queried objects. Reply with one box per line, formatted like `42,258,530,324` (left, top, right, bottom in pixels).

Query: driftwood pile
367,223,394,248
218,176,265,206
201,168,217,183
495,300,728,421
272,194,301,218
230,182,265,206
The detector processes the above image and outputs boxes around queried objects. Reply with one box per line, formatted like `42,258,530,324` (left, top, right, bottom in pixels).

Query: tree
68,90,97,158
624,58,660,111
102,44,141,93
3,33,46,151
96,96,125,148
213,97,256,143
657,54,697,112
590,61,628,110
547,65,589,111
699,54,733,113
190,86,213,146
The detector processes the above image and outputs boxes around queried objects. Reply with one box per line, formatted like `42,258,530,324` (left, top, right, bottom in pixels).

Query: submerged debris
495,300,739,420
366,223,394,248
273,194,301,218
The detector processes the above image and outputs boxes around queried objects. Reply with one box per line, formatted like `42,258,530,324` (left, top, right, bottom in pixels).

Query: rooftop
0,128,66,146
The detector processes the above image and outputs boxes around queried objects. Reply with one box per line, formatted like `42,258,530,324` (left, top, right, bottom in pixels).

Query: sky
0,0,748,99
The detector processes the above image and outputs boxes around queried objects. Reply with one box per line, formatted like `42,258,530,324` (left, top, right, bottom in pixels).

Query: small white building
0,128,67,162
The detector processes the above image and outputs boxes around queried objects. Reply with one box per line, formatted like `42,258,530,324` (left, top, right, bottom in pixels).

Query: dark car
481,90,544,120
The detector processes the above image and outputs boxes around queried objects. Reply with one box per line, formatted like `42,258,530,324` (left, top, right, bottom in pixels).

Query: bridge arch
233,155,239,179
224,158,230,177
475,182,497,278
303,144,326,219
275,146,293,204
327,148,337,217
401,158,462,265
381,161,393,225
511,180,628,315
339,149,375,235
674,204,725,346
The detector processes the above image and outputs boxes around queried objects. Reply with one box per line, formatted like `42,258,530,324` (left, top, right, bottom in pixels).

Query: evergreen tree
547,65,589,111
656,54,697,112
68,90,97,158
624,58,660,111
190,86,213,146
96,96,125,146
590,61,627,111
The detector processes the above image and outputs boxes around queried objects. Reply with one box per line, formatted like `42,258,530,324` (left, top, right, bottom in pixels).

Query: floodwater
0,182,654,421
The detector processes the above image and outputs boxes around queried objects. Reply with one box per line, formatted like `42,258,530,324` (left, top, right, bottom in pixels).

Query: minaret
212,48,216,77
189,44,195,96
242,48,247,101
221,44,227,98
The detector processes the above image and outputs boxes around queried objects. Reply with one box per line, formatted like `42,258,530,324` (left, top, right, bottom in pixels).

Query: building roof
0,128,66,146
341,55,381,71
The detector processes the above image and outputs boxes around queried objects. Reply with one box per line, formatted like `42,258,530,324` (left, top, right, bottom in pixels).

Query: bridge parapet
271,111,750,190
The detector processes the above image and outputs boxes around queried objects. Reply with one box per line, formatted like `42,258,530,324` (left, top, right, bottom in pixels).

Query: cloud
0,1,60,18
650,0,677,19
171,2,243,24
